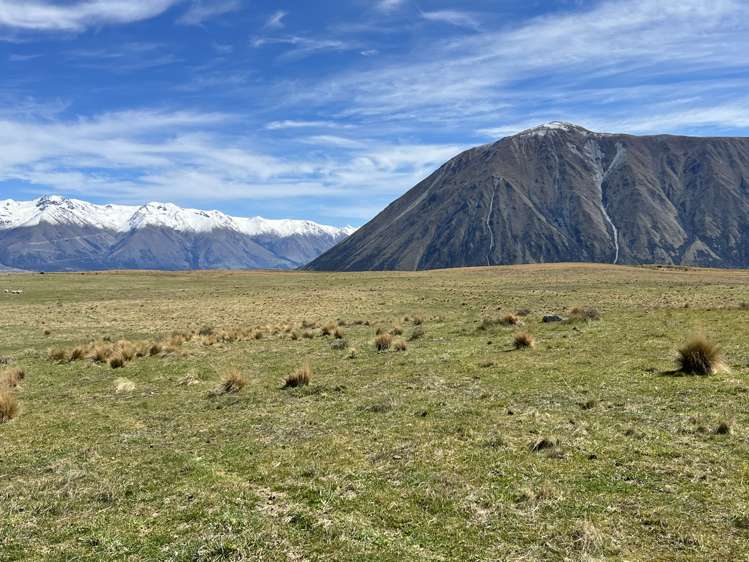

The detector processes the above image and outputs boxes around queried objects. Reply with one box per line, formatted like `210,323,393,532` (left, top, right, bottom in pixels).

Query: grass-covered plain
1,264,749,561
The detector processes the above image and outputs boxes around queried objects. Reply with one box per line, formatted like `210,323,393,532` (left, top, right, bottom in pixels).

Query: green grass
1,264,749,561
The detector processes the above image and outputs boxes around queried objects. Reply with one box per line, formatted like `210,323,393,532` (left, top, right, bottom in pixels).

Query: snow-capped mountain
0,195,356,271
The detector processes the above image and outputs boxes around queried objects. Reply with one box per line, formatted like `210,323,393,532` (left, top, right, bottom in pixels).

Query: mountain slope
307,123,749,271
0,196,354,271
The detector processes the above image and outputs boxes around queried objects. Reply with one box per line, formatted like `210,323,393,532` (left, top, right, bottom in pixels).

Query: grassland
1,264,749,561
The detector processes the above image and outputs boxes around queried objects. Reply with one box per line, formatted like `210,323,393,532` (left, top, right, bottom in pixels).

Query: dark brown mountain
307,123,749,271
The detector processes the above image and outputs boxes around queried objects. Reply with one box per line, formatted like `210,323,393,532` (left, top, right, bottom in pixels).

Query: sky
1,0,748,226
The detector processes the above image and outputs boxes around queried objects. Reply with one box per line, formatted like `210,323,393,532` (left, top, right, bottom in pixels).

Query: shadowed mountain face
307,123,749,271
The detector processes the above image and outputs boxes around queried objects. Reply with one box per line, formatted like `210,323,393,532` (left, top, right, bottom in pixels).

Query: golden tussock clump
513,332,536,350
393,339,407,352
108,352,125,369
500,314,520,326
334,327,345,339
48,348,67,362
284,363,312,388
302,330,315,339
375,333,393,351
568,307,601,322
1,367,25,389
0,388,19,423
676,335,726,375
217,370,248,394
390,325,404,336
290,331,300,341
321,322,337,336
149,342,163,356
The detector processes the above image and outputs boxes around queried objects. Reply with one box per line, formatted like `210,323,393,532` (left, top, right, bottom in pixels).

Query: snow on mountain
0,195,355,238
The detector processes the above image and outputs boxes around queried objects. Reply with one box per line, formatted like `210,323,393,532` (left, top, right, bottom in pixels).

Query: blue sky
1,0,748,226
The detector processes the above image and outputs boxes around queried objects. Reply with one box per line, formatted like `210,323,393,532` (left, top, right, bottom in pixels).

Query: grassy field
1,264,749,561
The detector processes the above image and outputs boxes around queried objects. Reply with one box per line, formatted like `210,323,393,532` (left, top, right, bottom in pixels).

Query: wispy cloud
375,0,405,13
264,10,287,30
421,10,481,30
177,0,241,26
0,108,462,214
283,0,749,133
0,0,182,32
252,35,355,60
266,120,352,130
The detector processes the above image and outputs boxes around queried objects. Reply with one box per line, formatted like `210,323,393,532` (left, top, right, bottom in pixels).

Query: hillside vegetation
1,264,749,561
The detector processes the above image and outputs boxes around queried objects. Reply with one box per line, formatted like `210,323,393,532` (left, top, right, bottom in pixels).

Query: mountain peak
517,122,591,137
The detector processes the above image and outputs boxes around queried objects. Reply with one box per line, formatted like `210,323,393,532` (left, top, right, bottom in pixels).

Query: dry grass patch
676,335,725,375
47,347,66,362
334,327,345,339
284,363,312,388
0,388,19,423
108,352,125,369
375,333,393,351
393,339,407,352
390,325,404,336
114,378,136,394
214,370,248,395
330,339,347,351
513,332,535,350
500,314,521,326
568,307,602,322
1,367,25,389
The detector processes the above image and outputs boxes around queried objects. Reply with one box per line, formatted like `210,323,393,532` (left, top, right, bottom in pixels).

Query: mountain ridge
307,123,749,271
0,196,355,271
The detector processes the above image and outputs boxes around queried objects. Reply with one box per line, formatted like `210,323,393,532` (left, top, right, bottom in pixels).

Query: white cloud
264,10,287,30
284,0,749,131
265,120,351,130
252,35,355,60
421,10,480,30
375,0,405,13
0,0,182,31
0,109,462,208
177,0,240,26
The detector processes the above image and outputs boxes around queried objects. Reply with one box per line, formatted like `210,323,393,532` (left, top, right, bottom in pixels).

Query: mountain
307,122,749,271
0,196,355,271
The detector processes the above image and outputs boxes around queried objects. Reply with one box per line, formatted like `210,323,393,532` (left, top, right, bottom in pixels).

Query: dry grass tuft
390,325,404,336
513,332,535,350
393,339,408,352
321,322,337,336
568,307,602,322
375,333,393,351
0,388,18,423
48,347,66,362
284,363,312,388
500,314,521,326
334,327,345,339
715,421,732,435
1,367,25,389
108,352,125,369
216,370,247,395
676,335,725,375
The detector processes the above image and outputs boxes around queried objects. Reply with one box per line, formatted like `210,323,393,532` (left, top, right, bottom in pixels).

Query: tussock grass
284,363,312,388
568,307,601,322
47,348,66,362
334,327,345,339
108,352,125,369
393,339,407,352
513,332,535,350
330,339,347,350
374,333,393,351
500,314,520,326
1,367,25,389
390,325,404,336
214,370,247,395
676,335,725,375
0,388,18,423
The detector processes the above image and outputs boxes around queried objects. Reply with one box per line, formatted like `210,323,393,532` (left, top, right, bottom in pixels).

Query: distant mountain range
307,122,749,271
0,196,355,271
